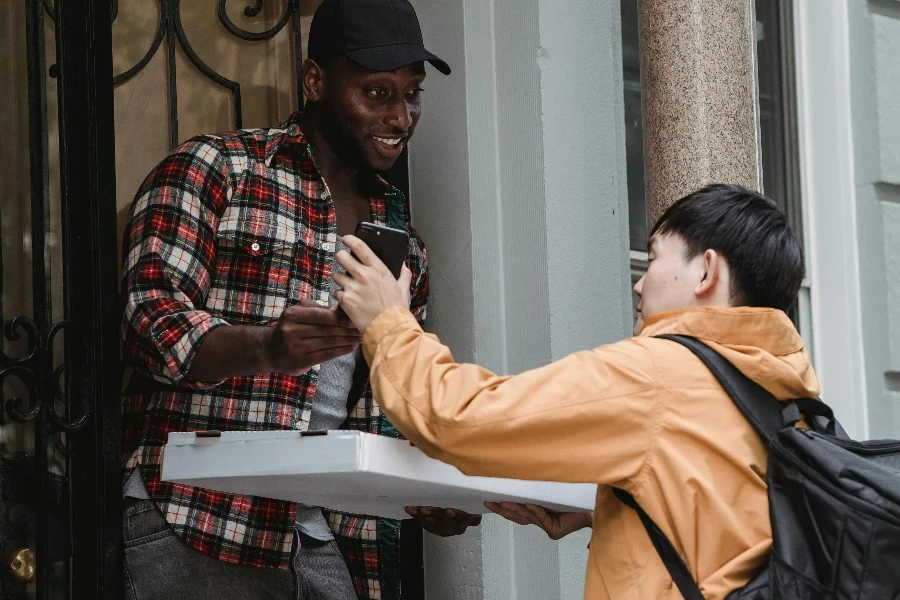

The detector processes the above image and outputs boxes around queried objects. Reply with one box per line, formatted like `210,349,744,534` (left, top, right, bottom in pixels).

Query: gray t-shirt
295,238,359,540
125,239,360,543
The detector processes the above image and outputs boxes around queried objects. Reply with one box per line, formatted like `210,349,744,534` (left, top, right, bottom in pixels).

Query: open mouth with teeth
371,135,406,158
374,136,403,147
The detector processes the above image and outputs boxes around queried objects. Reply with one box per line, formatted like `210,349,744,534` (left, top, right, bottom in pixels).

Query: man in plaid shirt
120,1,480,598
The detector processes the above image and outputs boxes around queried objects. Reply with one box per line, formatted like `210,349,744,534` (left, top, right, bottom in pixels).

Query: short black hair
650,184,804,312
308,53,340,69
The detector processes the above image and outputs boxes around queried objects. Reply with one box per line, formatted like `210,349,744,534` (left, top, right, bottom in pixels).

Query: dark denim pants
123,499,358,600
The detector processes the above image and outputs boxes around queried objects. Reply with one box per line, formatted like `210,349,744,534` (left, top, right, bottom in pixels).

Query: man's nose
633,276,644,297
386,97,413,131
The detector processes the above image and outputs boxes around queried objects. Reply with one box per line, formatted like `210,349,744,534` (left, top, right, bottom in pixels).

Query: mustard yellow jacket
362,305,820,600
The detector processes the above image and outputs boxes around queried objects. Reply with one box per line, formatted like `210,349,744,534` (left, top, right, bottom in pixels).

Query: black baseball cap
308,0,451,76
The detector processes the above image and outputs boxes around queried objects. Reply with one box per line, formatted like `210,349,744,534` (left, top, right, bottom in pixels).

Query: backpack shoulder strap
612,488,705,600
614,334,787,599
656,334,785,442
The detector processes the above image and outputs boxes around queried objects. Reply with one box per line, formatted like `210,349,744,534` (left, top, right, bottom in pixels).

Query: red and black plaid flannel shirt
121,113,428,600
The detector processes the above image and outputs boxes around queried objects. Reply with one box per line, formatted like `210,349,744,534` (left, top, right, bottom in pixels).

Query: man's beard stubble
320,102,370,172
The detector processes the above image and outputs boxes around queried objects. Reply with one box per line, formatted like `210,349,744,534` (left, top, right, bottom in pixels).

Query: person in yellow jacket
333,184,817,600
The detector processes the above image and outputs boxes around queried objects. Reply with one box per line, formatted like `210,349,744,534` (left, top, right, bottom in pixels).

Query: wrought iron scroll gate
1,0,119,599
3,0,423,597
112,0,305,148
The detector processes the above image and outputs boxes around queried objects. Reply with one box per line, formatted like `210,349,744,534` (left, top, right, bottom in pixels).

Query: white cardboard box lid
162,430,596,520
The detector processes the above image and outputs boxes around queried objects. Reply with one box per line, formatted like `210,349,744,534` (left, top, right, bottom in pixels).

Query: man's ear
694,249,721,300
302,59,326,103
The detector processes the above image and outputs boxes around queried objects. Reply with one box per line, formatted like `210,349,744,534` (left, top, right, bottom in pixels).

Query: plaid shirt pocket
212,204,300,324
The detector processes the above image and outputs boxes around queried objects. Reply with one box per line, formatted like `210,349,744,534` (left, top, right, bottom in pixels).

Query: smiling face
632,233,733,335
303,56,426,172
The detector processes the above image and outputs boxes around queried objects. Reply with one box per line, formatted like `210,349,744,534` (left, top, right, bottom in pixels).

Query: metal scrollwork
173,0,244,133
46,321,91,432
244,0,264,18
111,0,303,149
42,0,55,21
218,0,295,42
111,3,166,86
3,367,40,424
0,318,90,432
1,317,41,423
2,317,40,365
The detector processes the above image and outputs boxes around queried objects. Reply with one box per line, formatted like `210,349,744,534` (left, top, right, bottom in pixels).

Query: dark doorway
0,1,119,599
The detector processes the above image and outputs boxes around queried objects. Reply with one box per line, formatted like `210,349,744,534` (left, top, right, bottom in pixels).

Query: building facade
0,0,896,598
405,0,900,597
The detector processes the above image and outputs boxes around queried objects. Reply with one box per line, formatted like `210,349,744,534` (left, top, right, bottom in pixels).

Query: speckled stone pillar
639,0,762,227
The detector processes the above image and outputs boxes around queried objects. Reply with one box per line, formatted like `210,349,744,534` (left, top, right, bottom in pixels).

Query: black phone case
354,222,409,278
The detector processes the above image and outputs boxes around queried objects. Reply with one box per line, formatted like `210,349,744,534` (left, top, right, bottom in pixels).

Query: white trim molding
793,0,869,439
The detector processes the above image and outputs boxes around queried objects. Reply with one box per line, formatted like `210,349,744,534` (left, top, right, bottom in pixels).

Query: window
622,0,809,334
621,0,646,252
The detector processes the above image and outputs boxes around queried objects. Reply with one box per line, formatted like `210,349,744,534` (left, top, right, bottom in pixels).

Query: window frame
624,0,812,344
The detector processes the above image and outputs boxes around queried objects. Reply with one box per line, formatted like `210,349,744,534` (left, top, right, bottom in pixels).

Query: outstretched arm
186,300,362,381
334,235,659,487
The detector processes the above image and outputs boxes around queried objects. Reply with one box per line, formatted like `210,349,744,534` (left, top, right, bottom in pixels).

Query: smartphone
353,222,409,279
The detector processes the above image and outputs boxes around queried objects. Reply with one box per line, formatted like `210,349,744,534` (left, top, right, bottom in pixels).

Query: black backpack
613,334,900,600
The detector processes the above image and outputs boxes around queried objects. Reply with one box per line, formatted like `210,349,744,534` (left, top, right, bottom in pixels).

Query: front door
0,1,119,598
0,1,423,597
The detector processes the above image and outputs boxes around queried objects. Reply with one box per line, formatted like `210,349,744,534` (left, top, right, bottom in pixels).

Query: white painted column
407,0,630,597
793,0,870,439
794,0,900,440
842,0,900,439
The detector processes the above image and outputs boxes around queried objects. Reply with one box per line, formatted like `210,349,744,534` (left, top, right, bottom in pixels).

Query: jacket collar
638,306,805,357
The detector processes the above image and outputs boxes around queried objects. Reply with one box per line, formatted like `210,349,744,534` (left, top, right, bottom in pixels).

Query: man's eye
367,88,388,99
407,87,424,98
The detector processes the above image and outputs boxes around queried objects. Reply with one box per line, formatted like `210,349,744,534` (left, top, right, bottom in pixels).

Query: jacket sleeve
120,136,232,389
363,307,661,487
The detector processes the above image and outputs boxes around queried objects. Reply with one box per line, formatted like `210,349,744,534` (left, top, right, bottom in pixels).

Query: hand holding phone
333,227,413,332
352,222,409,279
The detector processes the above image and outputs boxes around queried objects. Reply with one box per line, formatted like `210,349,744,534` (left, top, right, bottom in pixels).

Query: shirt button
250,242,260,252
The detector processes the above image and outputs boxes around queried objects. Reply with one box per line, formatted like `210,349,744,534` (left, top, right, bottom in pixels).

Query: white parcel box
162,430,596,520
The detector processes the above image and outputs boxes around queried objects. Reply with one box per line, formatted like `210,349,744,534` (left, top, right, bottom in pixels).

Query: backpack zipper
804,430,900,455
770,436,900,525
